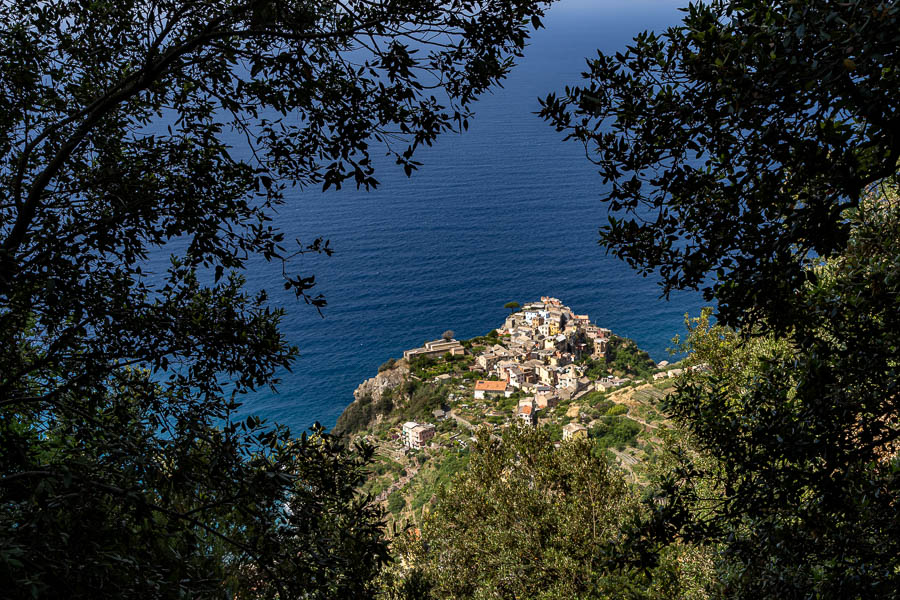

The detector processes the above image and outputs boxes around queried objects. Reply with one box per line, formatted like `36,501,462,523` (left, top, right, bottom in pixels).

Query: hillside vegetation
336,333,679,531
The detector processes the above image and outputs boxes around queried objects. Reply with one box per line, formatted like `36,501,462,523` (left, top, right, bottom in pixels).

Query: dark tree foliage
0,0,551,597
590,414,641,452
540,0,900,330
417,426,640,599
542,1,900,598
333,390,395,438
407,426,708,599
503,301,520,312
606,335,656,378
666,197,900,598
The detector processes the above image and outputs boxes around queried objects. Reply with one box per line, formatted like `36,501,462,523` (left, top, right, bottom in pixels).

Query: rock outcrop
353,359,409,403
333,359,410,437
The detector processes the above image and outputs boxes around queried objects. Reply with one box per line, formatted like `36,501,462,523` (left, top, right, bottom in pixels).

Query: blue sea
186,1,706,431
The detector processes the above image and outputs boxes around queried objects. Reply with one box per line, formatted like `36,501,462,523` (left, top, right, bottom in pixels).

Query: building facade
401,421,436,449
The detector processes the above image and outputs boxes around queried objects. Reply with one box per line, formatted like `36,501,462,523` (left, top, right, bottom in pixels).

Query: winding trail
626,415,660,430
447,410,475,431
608,447,638,466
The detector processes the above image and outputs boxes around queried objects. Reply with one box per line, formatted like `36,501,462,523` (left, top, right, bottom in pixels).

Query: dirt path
447,410,475,430
608,447,639,466
626,415,660,430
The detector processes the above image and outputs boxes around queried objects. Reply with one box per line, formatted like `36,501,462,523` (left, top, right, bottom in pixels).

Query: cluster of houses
396,298,634,449
472,297,626,412
652,360,685,381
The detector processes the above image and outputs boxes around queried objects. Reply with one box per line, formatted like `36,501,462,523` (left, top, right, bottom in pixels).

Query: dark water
165,1,707,431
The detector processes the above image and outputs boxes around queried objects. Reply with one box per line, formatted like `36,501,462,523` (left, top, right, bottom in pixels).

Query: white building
403,338,466,361
474,380,512,399
401,421,435,449
516,399,537,426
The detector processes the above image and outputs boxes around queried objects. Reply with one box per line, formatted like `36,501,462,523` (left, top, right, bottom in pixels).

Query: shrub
606,404,628,417
590,417,641,450
605,336,656,378
387,490,406,515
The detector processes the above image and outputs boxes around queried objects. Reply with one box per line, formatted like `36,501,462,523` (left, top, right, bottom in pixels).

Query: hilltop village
334,297,688,524
401,296,645,434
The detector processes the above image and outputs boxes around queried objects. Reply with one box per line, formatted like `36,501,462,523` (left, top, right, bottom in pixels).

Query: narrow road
571,387,593,402
626,415,660,430
608,447,638,466
447,410,502,442
447,410,475,431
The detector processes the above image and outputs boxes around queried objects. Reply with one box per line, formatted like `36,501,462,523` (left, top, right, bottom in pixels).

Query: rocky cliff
353,359,409,403
333,359,410,436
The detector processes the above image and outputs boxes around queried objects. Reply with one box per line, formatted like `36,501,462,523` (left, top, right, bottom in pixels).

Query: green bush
333,388,399,437
497,396,517,412
582,358,609,379
400,384,447,421
590,417,641,450
387,490,406,515
605,336,656,378
333,397,374,437
580,390,612,407
544,422,563,442
375,391,394,414
410,355,436,372
606,404,628,417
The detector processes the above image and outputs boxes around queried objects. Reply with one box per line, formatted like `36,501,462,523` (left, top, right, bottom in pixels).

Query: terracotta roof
518,405,533,415
475,380,508,392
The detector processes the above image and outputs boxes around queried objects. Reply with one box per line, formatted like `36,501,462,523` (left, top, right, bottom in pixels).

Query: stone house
535,391,559,410
403,338,466,361
516,399,537,426
562,422,588,441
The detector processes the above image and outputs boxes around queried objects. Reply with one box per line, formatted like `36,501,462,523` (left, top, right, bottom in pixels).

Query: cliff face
333,359,409,437
353,360,409,403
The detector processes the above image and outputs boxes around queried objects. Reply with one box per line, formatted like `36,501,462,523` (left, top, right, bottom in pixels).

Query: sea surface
160,1,707,432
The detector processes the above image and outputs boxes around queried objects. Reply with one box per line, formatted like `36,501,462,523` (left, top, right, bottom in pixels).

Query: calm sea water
165,1,706,431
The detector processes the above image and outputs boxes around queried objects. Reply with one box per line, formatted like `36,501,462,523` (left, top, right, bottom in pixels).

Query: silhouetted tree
0,0,552,597
543,1,900,596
